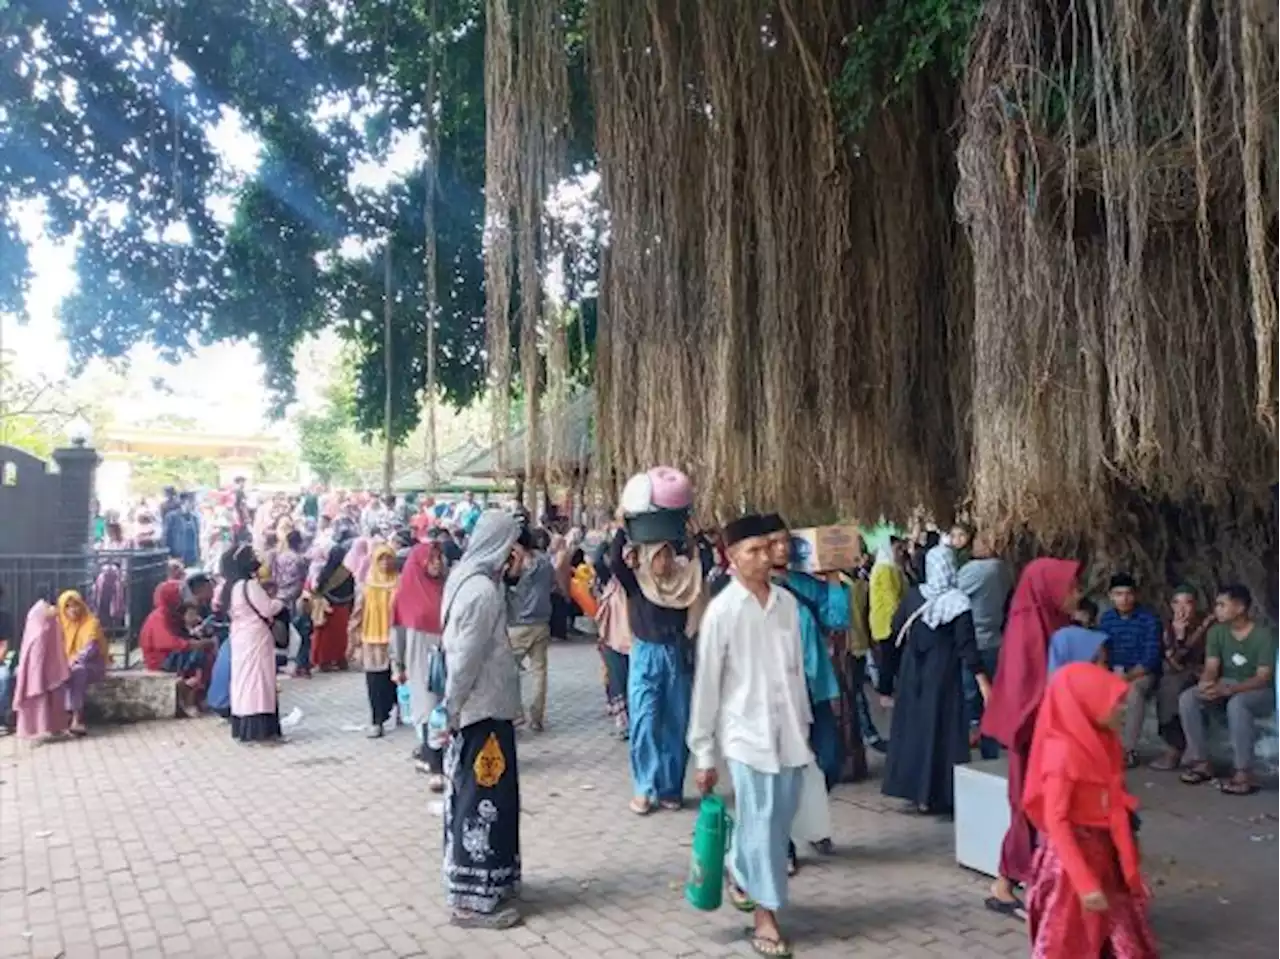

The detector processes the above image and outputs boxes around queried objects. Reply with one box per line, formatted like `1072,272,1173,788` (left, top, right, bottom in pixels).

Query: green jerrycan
685,793,733,911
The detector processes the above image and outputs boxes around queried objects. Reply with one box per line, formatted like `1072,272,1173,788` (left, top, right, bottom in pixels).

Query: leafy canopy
1,0,596,440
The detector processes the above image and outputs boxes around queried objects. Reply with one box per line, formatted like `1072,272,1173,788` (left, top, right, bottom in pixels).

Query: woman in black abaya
881,545,991,814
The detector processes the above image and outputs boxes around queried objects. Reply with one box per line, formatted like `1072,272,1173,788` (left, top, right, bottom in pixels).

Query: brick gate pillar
52,442,101,554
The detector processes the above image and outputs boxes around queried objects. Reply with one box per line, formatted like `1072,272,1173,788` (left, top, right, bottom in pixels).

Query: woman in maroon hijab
391,542,448,790
980,557,1081,919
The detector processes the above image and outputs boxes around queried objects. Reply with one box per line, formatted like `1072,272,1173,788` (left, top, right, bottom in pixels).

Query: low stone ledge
85,670,178,723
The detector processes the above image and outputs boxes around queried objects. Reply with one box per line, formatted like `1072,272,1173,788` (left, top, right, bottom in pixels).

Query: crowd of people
1,483,1275,957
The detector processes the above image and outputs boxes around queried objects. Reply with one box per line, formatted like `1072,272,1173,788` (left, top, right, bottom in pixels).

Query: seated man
1178,584,1277,795
1098,573,1162,766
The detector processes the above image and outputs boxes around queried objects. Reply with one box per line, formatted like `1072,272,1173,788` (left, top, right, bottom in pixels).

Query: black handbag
241,582,291,649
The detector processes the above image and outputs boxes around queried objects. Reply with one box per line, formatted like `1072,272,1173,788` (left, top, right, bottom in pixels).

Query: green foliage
0,352,86,458
0,411,59,459
130,455,219,496
294,372,385,487
0,0,599,437
253,447,300,485
296,382,355,487
833,0,982,136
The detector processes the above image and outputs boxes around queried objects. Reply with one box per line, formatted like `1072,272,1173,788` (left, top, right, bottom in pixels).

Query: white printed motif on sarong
462,799,499,864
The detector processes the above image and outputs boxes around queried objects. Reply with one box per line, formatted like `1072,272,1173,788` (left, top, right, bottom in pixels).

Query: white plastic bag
790,763,832,845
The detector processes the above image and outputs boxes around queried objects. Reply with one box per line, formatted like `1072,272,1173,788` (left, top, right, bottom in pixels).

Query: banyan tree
483,0,1278,606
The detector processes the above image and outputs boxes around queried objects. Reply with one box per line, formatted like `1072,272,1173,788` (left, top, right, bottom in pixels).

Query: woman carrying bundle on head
609,526,707,816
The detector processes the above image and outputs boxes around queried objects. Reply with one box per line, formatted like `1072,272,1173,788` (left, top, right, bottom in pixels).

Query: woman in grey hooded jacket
440,510,524,929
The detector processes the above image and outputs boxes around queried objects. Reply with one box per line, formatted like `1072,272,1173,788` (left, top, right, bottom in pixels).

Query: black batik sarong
443,718,521,913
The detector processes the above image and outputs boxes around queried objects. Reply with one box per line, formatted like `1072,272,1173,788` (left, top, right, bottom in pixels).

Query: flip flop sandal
1219,779,1259,796
749,934,793,958
984,896,1027,921
726,878,757,913
1148,756,1181,771
628,797,653,816
658,799,683,812
1180,767,1214,785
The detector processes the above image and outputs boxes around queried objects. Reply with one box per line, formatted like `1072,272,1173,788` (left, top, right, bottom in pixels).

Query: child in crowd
1024,663,1157,956
1047,598,1110,676
176,601,214,717
293,598,313,679
0,638,14,734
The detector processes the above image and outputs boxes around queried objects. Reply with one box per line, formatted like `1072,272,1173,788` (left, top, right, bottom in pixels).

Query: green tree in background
129,456,219,497
0,0,598,442
296,391,353,486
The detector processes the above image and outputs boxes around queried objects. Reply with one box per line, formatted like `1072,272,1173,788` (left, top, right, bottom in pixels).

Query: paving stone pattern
1,642,1276,958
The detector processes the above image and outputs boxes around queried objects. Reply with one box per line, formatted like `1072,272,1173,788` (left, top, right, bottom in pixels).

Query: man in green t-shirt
1178,583,1277,794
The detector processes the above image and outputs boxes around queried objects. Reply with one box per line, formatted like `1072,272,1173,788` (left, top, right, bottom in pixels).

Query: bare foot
752,908,791,957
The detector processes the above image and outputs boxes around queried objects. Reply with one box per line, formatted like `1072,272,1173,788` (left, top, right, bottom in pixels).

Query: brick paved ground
1,641,1276,958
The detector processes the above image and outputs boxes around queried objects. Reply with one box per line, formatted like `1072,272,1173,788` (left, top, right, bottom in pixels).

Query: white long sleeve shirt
687,579,814,775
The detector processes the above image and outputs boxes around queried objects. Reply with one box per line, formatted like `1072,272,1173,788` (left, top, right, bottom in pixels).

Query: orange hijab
1022,663,1141,891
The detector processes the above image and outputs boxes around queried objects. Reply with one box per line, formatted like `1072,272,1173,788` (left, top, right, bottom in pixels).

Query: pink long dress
229,580,284,723
13,601,71,739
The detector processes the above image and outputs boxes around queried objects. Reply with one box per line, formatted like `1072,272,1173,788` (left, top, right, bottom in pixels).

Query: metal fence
0,549,170,668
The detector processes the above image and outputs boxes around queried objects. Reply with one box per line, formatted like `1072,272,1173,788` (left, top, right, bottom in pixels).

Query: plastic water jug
685,794,733,911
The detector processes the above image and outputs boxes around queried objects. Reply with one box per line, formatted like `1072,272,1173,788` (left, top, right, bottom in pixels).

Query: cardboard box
788,524,863,573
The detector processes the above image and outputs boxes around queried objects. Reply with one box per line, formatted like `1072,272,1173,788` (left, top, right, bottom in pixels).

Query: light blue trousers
628,640,691,801
728,760,804,911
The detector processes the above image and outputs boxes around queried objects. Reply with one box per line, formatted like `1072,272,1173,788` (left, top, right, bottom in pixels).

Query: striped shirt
1098,606,1162,673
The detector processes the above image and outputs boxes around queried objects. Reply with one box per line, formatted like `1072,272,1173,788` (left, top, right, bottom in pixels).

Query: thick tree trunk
382,238,395,496
422,0,440,491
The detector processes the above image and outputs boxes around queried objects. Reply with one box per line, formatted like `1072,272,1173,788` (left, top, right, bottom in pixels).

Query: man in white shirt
688,514,812,958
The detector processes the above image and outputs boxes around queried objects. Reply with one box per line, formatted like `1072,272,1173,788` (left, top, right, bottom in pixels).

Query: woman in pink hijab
13,585,71,741
344,536,374,584
343,537,375,664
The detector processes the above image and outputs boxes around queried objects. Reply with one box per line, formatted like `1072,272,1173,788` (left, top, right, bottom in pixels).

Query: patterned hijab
917,545,971,628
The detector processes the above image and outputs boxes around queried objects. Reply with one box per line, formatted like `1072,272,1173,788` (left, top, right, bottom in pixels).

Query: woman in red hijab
391,542,448,790
1024,663,1157,957
981,557,1080,917
139,580,213,716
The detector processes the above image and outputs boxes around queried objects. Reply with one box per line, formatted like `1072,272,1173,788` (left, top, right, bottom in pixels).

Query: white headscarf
918,544,971,628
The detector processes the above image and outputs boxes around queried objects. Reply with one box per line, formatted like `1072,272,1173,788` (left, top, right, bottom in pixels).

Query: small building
97,427,282,506
451,391,594,512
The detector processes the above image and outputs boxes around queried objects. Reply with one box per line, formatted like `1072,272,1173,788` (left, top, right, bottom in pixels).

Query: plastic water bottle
426,704,450,751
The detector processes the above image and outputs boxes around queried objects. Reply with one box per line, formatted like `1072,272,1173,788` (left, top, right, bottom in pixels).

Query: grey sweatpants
1178,683,1276,772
